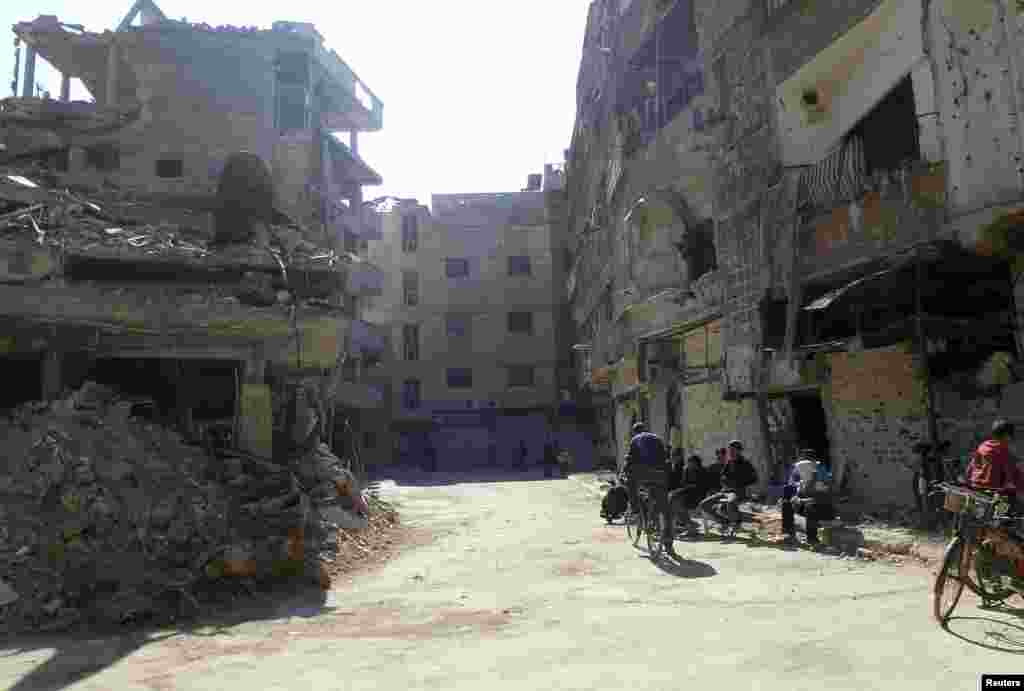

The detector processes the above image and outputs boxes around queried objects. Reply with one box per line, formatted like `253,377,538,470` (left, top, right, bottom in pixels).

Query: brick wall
824,345,927,505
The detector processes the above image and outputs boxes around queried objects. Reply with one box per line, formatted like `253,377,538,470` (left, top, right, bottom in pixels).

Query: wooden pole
914,250,939,445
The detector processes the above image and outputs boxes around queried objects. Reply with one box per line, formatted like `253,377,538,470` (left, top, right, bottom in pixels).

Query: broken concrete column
105,40,119,108
238,359,273,458
21,45,36,99
40,350,62,401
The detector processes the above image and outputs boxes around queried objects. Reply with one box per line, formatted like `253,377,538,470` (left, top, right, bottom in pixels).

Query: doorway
790,392,831,466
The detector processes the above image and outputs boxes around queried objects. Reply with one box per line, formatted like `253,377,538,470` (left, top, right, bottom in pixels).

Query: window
344,230,359,254
446,368,473,389
507,365,535,388
401,214,418,252
682,220,717,282
850,74,920,175
508,255,532,276
402,270,419,306
508,311,533,335
85,143,119,171
402,379,421,409
155,158,184,178
341,357,358,383
446,314,471,339
445,258,470,278
402,323,420,361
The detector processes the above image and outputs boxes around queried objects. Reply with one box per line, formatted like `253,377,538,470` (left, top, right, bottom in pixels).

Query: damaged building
565,0,1024,506
0,1,393,630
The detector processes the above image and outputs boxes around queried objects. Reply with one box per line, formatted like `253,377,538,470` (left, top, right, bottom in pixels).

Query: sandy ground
1,472,1022,691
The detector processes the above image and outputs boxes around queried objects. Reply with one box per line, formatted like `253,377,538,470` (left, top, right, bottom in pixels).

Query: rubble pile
0,169,346,271
0,381,374,634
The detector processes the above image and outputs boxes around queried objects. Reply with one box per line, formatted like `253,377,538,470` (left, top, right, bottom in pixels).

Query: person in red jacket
967,420,1019,496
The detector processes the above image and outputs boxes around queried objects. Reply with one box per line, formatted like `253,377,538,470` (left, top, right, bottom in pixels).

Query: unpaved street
2,473,1021,690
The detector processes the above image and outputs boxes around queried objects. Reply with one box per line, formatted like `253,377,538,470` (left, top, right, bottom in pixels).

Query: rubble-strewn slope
0,382,378,635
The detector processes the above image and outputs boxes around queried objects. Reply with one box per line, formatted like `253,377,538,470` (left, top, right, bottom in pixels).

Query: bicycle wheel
973,541,1016,606
627,502,644,547
934,536,966,625
645,498,663,557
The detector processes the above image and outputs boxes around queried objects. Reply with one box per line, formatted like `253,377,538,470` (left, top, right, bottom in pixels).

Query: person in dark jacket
669,454,706,538
699,440,758,528
623,422,676,555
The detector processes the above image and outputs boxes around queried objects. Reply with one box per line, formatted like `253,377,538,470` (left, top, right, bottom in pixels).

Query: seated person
782,450,836,546
967,420,1020,513
669,454,707,536
699,440,758,528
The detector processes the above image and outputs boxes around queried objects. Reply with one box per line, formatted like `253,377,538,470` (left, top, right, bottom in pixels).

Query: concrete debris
0,579,18,607
0,381,378,635
0,165,343,272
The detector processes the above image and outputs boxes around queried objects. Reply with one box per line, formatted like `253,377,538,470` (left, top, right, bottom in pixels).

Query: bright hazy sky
0,0,590,208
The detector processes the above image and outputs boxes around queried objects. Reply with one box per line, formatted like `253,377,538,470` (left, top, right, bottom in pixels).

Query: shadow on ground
648,554,718,579
944,612,1024,654
1,582,332,691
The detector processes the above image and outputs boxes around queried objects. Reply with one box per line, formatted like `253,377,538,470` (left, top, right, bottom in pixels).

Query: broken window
683,220,716,282
403,323,420,362
508,255,532,276
446,314,471,339
276,85,310,130
155,158,184,178
402,379,421,409
508,311,533,335
849,75,920,175
0,353,43,411
402,270,419,306
275,51,310,85
275,50,311,131
85,143,120,172
401,214,418,252
446,368,473,389
507,365,535,388
446,258,470,278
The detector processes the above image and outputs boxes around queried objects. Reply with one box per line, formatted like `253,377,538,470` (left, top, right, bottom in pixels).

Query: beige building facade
366,174,593,470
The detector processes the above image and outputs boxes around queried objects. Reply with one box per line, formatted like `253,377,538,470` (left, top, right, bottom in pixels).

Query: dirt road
2,473,1021,690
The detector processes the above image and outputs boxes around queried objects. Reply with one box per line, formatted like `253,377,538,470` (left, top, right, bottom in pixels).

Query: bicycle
932,482,1024,626
700,493,757,539
625,482,668,557
910,441,966,528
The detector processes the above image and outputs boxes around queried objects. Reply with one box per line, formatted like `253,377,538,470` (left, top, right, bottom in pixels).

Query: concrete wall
83,27,278,197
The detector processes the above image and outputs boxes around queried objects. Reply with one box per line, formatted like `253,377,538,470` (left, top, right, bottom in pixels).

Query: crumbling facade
0,1,393,631
567,0,1024,506
364,170,593,470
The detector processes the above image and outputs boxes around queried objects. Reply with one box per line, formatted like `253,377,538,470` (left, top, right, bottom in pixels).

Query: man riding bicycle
699,440,758,530
622,422,676,556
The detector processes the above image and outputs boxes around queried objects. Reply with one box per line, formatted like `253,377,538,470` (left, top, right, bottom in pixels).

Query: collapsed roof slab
13,17,118,105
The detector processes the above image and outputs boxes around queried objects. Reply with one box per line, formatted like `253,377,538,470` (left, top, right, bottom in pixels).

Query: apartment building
567,0,1024,505
366,172,593,470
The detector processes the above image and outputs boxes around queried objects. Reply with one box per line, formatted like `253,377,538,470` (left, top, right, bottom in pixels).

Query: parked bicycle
910,441,966,532
932,482,1024,626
